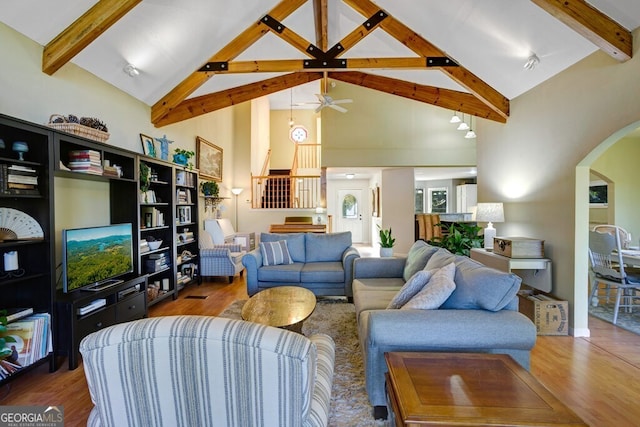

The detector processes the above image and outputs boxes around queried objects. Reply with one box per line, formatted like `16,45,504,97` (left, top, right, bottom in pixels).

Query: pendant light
450,111,461,123
457,113,469,131
465,115,477,139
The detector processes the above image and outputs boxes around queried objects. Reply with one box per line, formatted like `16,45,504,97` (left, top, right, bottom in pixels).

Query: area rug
219,298,386,427
589,302,640,335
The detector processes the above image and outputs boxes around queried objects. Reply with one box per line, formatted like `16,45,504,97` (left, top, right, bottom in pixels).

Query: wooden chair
589,229,640,324
593,224,632,250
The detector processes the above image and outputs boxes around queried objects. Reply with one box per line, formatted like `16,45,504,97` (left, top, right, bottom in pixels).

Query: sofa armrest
242,249,262,296
342,246,361,297
200,244,242,259
353,256,406,279
361,309,536,406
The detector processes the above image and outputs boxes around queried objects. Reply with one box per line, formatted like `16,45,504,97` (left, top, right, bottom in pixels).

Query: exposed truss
40,0,633,128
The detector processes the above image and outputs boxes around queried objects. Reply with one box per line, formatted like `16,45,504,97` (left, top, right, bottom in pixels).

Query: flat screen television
589,180,608,207
62,223,134,293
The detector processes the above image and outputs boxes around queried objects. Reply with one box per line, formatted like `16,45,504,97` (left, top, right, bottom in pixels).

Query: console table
470,248,552,292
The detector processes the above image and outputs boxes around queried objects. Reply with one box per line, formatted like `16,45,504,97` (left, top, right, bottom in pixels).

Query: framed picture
140,134,157,158
196,136,223,181
428,187,448,213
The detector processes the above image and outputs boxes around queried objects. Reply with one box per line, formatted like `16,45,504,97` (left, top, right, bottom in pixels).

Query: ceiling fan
298,93,354,113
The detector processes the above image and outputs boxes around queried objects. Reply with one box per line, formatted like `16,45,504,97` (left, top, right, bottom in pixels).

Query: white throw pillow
401,262,456,310
386,270,433,309
260,240,294,266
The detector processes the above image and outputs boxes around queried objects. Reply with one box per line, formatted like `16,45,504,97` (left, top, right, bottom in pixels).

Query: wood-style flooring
1,275,638,427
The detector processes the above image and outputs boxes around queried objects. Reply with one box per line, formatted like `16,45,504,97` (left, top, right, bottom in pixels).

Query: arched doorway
574,121,640,336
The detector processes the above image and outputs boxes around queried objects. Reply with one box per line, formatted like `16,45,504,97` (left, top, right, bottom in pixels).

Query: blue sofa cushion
301,262,345,283
402,262,456,310
403,240,440,282
257,262,304,282
386,270,432,309
260,240,293,266
305,232,352,262
260,233,306,262
425,249,522,311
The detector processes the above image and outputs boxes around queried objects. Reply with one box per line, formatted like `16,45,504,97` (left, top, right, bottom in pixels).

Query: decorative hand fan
0,208,44,241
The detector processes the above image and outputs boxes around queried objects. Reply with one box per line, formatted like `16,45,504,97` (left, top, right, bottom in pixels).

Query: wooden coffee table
385,352,586,427
241,286,316,333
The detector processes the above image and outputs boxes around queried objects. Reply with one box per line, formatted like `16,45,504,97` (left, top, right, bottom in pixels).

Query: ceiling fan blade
315,104,325,113
315,93,327,102
332,99,353,104
328,104,348,113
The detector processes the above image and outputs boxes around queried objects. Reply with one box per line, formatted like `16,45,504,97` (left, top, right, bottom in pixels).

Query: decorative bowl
148,240,162,251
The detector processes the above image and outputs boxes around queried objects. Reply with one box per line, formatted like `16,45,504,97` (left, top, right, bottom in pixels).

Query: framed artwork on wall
140,134,156,157
428,187,448,213
196,136,223,182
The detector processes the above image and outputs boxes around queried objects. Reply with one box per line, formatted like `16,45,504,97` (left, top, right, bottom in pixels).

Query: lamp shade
475,203,504,223
231,187,243,196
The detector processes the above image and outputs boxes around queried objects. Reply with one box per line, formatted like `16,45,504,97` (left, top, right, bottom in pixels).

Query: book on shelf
1,307,34,323
0,313,52,376
0,164,40,195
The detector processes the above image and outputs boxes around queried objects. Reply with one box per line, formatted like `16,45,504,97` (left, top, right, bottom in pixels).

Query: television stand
83,278,124,292
56,275,148,369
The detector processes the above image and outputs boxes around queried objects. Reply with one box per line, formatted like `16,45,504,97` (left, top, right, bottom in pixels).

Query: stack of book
68,150,103,175
0,164,39,195
176,189,191,204
103,164,119,178
0,311,52,379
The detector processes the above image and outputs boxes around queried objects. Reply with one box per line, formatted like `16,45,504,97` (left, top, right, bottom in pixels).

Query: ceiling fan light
465,130,477,139
457,122,469,131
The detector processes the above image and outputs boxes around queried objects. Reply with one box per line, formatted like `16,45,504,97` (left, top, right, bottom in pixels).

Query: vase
173,153,187,166
380,247,394,257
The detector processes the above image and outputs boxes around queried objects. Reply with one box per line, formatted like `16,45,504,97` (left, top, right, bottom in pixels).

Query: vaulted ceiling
2,0,639,128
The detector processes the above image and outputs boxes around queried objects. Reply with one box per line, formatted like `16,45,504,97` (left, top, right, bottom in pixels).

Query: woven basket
47,114,110,143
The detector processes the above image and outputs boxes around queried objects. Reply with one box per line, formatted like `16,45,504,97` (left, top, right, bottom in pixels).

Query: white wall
480,28,640,336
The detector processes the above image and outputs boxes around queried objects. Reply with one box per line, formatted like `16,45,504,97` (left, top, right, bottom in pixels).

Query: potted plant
378,225,396,257
173,148,195,169
430,222,484,256
199,181,219,197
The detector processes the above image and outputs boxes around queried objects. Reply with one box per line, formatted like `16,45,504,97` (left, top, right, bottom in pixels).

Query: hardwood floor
1,276,639,427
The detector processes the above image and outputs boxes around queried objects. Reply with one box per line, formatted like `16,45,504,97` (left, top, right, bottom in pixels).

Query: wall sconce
475,203,504,250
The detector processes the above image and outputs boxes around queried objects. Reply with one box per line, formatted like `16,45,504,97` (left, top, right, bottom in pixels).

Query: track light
123,63,139,77
524,54,540,70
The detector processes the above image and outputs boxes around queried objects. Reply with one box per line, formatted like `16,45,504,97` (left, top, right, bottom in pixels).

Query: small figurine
155,134,173,161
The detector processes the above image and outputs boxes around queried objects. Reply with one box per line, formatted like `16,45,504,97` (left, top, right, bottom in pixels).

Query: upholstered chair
199,225,245,283
80,315,336,427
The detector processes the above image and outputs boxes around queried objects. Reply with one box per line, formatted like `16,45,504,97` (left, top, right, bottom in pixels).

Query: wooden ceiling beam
151,0,306,125
344,0,509,121
531,0,632,61
216,57,427,73
331,10,387,58
313,0,328,51
329,71,507,123
42,0,141,75
154,72,323,128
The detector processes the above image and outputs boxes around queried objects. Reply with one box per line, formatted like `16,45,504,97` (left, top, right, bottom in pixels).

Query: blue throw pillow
403,240,440,282
260,240,294,266
260,233,305,262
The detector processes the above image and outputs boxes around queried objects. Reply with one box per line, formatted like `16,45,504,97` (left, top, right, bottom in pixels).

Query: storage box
518,292,568,335
494,237,544,258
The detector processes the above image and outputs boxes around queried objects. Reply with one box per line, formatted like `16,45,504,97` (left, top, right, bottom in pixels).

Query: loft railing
250,174,321,209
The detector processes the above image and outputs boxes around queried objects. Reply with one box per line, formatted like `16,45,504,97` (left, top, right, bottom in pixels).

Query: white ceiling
1,0,639,111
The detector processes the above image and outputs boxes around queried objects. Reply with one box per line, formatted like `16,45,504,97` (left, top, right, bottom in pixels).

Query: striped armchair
199,227,245,283
80,316,336,427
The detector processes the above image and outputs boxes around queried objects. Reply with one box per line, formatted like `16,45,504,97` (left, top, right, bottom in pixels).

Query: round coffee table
241,286,316,333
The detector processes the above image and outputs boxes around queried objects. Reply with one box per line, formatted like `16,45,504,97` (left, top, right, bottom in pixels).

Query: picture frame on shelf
140,134,157,158
196,136,223,182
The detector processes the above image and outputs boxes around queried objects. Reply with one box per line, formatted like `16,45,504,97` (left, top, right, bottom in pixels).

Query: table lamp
475,203,504,250
315,206,324,224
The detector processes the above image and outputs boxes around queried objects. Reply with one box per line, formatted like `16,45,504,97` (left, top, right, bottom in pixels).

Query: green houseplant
430,222,484,256
378,226,396,257
173,148,195,169
199,181,219,197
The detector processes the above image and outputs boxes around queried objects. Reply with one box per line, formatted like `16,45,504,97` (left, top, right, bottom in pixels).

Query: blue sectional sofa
352,240,537,417
242,231,360,297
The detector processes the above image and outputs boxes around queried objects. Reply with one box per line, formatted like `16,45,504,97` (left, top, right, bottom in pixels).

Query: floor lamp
231,188,243,230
